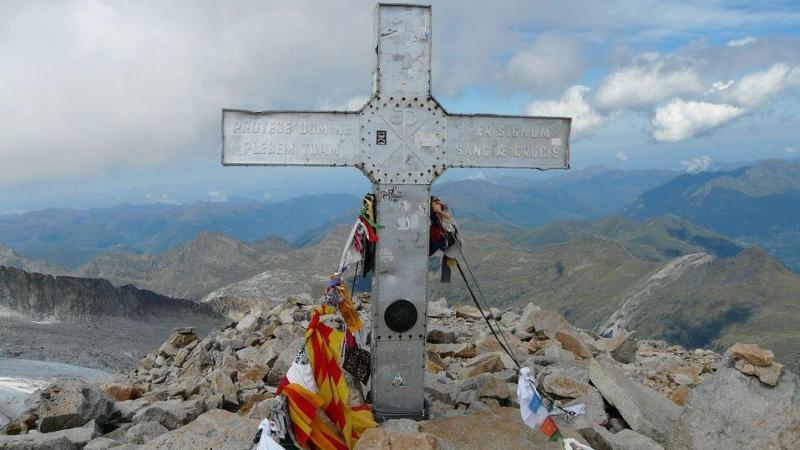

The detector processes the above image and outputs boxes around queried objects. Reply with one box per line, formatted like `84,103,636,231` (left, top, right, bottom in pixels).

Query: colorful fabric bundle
323,277,362,333
429,196,461,282
517,367,563,442
337,194,380,277
278,305,377,449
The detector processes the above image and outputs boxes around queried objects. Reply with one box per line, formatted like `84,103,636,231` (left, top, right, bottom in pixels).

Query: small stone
670,385,690,406
426,349,448,374
729,343,774,367
734,359,757,375
756,362,783,386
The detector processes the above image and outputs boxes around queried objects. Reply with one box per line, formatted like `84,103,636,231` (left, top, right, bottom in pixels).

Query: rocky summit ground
1,296,798,450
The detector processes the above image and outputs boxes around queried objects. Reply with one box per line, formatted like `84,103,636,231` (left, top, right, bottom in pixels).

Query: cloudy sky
2,0,800,212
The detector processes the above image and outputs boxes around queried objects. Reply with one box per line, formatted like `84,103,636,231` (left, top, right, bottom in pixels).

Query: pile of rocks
1,296,798,450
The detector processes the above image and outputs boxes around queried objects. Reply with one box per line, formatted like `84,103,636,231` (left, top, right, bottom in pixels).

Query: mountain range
624,159,800,271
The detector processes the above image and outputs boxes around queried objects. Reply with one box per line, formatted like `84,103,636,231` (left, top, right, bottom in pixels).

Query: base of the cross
369,183,430,421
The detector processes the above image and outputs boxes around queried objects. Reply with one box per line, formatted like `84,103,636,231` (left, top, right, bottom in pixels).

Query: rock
168,331,198,348
733,358,784,386
458,353,503,379
529,310,573,338
354,428,438,450
208,369,239,410
84,437,121,450
0,420,99,450
427,324,457,344
115,398,150,421
454,304,482,320
419,407,570,449
579,425,664,450
589,355,680,446
27,379,115,433
132,404,181,430
245,397,280,419
668,366,701,386
513,303,541,340
427,298,453,318
475,333,525,358
379,418,419,433
669,385,690,406
432,343,476,359
279,308,296,324
235,313,259,332
141,409,260,450
424,374,459,405
426,350,448,374
542,373,593,399
499,311,519,328
672,364,800,449
554,330,593,360
596,330,638,364
474,373,510,400
729,342,773,367
103,382,144,402
125,421,169,444
173,326,194,334
554,390,608,430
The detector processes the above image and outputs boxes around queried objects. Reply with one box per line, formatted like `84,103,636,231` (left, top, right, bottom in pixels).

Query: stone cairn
1,296,797,449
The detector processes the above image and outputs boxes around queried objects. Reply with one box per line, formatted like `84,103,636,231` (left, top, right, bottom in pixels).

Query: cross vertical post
221,2,571,421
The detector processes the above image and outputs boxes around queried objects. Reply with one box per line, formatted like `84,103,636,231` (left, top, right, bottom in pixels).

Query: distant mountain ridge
0,194,361,268
623,159,800,270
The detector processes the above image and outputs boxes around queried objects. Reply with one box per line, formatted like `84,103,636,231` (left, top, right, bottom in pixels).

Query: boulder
733,359,784,386
427,324,458,344
671,364,800,449
554,330,593,360
729,343,773,367
354,428,438,450
454,304,482,320
579,425,664,450
554,390,608,430
419,407,572,449
84,437,121,450
0,420,99,450
379,418,419,433
513,303,541,340
102,382,144,402
424,374,459,405
426,350,448,374
208,370,239,411
475,333,525,359
669,385,690,406
125,421,169,445
458,353,503,379
432,343,476,359
474,374,510,401
588,355,680,446
141,409,260,450
542,373,593,399
26,379,114,433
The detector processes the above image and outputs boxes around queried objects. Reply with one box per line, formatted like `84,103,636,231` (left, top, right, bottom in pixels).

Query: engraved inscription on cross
221,3,570,420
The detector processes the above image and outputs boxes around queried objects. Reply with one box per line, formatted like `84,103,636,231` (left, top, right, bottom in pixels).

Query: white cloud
721,63,800,108
681,155,715,174
504,34,584,92
615,151,628,161
650,99,744,142
594,55,703,110
727,37,757,47
785,147,800,154
525,85,613,138
145,193,180,205
207,191,228,203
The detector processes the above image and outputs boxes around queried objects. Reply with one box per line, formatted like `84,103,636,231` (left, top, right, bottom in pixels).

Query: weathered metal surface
220,3,572,421
370,183,429,418
373,4,431,96
358,96,446,184
222,110,360,166
446,114,570,170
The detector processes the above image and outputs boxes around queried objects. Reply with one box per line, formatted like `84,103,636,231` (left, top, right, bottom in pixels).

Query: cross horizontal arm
222,109,361,167
445,114,571,170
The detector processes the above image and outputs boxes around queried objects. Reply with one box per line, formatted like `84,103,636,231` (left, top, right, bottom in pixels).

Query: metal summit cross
221,3,570,420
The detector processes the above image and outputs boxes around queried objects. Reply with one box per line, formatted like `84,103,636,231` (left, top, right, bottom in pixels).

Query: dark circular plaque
384,299,418,333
